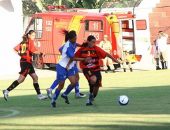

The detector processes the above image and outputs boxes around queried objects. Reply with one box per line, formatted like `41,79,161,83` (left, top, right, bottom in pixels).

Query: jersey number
20,44,27,54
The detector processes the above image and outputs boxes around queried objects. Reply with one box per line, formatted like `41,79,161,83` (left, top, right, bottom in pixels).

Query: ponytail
61,29,77,42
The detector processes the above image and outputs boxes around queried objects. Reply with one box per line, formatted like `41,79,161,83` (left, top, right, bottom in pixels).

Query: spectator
99,35,115,72
155,31,168,69
122,50,133,72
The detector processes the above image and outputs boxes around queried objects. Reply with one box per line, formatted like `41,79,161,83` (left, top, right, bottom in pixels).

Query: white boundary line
0,109,20,118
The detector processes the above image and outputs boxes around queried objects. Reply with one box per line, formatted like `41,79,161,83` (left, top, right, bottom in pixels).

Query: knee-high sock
75,82,80,94
33,83,41,95
52,89,61,101
63,85,74,96
7,80,19,92
50,79,60,90
89,84,94,94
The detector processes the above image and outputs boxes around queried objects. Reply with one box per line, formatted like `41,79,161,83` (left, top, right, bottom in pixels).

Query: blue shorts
56,64,67,81
67,65,79,77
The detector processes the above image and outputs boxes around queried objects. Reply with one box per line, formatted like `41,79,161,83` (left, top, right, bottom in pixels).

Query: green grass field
1,70,170,130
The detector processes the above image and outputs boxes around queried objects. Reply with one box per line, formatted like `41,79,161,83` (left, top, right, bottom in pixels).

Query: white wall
0,0,23,76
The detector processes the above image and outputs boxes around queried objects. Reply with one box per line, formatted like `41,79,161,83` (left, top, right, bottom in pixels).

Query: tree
22,0,142,16
22,0,41,16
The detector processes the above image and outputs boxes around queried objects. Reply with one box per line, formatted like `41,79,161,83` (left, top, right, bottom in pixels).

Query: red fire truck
25,9,139,68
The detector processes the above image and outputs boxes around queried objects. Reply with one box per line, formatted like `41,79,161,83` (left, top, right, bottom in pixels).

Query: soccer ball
118,95,129,105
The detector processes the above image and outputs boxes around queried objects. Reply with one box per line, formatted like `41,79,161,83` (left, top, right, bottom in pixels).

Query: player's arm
76,43,82,47
96,46,121,64
66,57,90,70
106,52,121,64
14,44,21,55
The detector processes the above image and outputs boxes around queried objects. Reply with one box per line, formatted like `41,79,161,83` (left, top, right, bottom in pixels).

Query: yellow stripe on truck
68,15,85,34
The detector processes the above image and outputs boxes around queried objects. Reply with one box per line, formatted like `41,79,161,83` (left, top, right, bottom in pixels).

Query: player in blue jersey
46,44,86,99
50,30,89,107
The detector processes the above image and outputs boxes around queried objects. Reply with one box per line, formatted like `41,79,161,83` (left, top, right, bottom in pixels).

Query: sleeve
14,44,20,52
66,46,74,58
95,46,107,59
29,40,37,53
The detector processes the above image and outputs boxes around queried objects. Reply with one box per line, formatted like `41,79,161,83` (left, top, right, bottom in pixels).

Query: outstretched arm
106,52,121,64
66,57,91,70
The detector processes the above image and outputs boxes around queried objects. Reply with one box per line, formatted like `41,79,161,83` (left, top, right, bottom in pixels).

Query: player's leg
51,64,67,107
51,81,65,107
2,62,28,101
86,71,102,106
92,71,102,98
74,72,86,98
30,73,47,100
29,63,47,100
61,75,77,104
82,69,95,105
46,64,60,98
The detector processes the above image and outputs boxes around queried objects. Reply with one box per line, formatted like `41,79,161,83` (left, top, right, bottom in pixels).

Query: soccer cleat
75,93,86,98
46,88,52,99
86,99,93,106
37,94,48,100
61,94,70,104
3,90,8,101
51,101,56,108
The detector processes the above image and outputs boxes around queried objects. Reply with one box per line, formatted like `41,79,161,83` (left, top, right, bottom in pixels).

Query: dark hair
82,35,96,47
21,30,35,44
62,30,77,42
87,35,96,42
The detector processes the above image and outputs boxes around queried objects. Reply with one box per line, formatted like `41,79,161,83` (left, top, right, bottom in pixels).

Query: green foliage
22,0,41,16
22,0,141,16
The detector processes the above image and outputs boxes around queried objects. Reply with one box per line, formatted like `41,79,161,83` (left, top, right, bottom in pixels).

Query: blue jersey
58,41,77,70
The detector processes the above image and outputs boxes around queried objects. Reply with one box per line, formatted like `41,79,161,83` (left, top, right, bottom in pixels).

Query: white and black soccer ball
118,95,129,105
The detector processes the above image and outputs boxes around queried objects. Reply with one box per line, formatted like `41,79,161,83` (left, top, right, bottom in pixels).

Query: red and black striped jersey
14,39,37,63
75,45,107,71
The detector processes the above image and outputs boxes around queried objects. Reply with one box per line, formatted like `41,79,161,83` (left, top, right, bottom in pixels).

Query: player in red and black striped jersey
2,30,47,101
75,35,120,105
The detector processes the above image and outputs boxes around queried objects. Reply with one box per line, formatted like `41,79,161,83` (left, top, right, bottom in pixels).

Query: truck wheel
33,54,44,69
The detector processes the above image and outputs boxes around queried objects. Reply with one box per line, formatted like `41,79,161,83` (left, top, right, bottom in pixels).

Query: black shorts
83,68,102,87
19,62,35,77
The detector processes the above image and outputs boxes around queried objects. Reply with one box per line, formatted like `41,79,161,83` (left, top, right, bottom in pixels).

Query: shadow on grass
0,122,170,130
0,85,170,117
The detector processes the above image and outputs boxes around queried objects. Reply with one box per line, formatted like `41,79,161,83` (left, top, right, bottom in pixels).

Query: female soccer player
46,43,86,99
50,30,89,107
3,30,47,101
75,35,121,105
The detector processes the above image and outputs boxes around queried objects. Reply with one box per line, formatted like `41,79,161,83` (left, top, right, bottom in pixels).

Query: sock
63,85,74,96
89,84,94,94
7,80,19,91
33,83,41,95
50,79,60,90
53,89,61,101
75,82,80,94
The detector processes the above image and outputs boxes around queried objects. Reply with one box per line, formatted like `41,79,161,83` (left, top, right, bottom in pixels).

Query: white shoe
46,88,52,99
75,93,86,98
37,94,48,100
3,90,9,101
